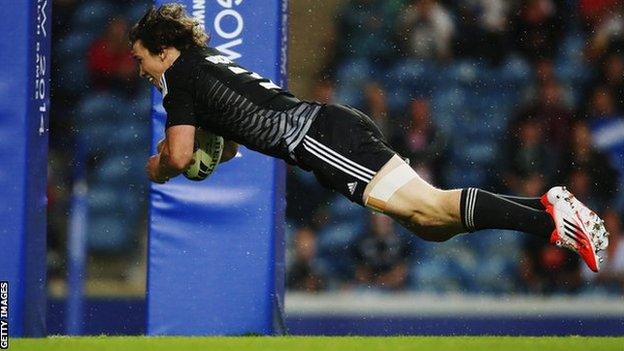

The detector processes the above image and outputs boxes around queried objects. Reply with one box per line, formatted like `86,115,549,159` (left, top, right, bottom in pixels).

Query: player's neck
164,48,181,70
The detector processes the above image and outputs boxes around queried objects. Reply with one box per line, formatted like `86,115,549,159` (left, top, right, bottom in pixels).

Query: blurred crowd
286,0,624,295
49,0,151,282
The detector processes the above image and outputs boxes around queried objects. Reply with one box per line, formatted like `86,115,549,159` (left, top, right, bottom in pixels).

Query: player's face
132,40,167,90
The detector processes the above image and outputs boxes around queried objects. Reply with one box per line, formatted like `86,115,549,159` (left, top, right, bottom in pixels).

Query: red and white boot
540,186,609,272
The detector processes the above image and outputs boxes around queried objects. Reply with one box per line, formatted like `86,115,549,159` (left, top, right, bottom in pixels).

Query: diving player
130,4,609,272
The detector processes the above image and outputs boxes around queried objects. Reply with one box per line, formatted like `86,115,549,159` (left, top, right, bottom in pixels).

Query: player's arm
147,125,195,183
220,140,238,163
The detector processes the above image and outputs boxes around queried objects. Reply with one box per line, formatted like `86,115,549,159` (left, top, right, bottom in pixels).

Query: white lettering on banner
214,0,244,60
34,0,49,136
192,0,206,31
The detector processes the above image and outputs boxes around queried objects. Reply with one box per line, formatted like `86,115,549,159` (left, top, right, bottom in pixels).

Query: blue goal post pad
0,0,50,337
146,0,288,335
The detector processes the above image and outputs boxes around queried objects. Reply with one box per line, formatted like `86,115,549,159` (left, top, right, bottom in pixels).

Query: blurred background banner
146,0,287,335
0,0,50,337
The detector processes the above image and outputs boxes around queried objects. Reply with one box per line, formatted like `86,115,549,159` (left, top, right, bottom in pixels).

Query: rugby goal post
146,0,288,335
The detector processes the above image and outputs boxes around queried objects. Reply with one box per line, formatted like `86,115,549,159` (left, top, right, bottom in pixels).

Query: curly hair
129,3,209,55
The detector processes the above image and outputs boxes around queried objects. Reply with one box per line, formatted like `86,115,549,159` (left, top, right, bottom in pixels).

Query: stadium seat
124,1,151,23
72,0,116,32
56,33,96,62
87,213,133,252
58,60,90,94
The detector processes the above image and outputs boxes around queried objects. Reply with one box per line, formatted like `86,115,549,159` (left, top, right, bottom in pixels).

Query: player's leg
363,156,610,271
294,103,608,271
362,155,555,242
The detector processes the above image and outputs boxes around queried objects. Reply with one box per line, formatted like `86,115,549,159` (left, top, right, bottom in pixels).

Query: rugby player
130,4,609,272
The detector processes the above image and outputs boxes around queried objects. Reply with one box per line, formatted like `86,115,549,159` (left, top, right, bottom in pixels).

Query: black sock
460,188,554,239
497,195,545,211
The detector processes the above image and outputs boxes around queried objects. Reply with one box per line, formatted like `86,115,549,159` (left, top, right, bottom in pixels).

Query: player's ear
158,46,168,61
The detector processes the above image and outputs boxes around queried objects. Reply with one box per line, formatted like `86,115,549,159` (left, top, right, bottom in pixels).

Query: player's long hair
129,3,209,54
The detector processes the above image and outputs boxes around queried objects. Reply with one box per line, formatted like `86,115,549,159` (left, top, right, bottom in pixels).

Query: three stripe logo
347,182,358,195
563,218,584,245
302,136,375,183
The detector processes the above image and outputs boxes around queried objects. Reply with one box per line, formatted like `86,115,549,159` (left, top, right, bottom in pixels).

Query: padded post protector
0,0,50,337
147,0,288,335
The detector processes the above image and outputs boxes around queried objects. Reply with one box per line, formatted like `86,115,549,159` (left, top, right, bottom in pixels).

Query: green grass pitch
11,336,624,351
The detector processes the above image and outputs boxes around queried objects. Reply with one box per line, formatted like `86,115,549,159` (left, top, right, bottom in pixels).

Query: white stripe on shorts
302,138,374,183
304,136,375,177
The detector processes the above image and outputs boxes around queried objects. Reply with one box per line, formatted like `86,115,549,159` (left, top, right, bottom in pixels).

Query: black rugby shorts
292,104,397,206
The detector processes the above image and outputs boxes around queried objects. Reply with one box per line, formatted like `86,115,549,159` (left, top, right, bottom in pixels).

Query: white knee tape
365,163,417,211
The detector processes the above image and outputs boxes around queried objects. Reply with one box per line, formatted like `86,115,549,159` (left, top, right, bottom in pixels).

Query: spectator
87,17,137,94
588,86,624,181
585,4,624,60
515,78,574,153
353,214,412,290
397,0,455,60
580,0,620,25
520,236,582,294
504,117,558,195
311,78,335,104
391,98,446,184
512,0,564,62
333,0,402,64
453,0,511,65
561,121,619,211
287,227,327,292
362,82,391,136
599,53,624,112
585,210,624,293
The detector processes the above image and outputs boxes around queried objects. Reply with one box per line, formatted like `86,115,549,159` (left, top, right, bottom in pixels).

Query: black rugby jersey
160,46,321,164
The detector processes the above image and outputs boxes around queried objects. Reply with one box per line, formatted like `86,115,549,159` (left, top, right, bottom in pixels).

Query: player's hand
146,154,168,184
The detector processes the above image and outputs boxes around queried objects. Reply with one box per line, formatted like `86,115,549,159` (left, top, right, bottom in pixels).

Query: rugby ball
183,129,224,181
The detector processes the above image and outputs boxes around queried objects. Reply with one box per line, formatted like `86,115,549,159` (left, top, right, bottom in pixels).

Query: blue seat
125,2,151,23
473,254,518,293
410,258,461,293
56,33,95,62
75,93,129,152
334,82,364,107
94,155,147,185
88,183,143,217
317,221,363,254
115,120,150,148
58,60,90,94
445,60,488,88
498,55,532,87
431,87,467,135
87,213,133,252
335,58,373,86
72,0,115,33
385,59,437,94
328,195,368,225
77,93,125,124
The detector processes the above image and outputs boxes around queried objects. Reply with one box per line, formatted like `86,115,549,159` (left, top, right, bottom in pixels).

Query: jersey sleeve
162,69,196,129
